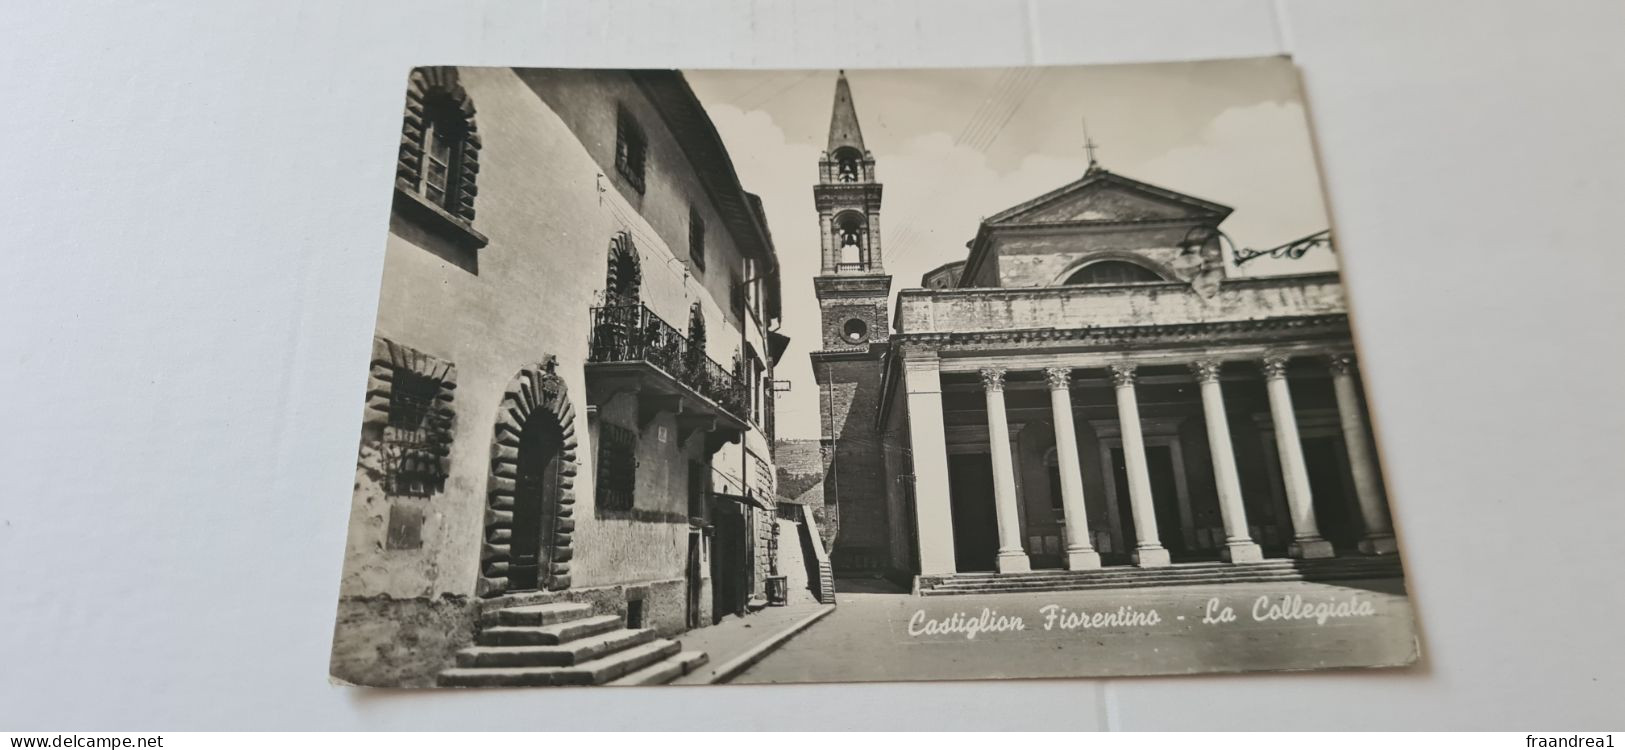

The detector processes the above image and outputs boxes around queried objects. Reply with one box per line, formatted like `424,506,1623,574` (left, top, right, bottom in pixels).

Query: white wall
2,0,1623,730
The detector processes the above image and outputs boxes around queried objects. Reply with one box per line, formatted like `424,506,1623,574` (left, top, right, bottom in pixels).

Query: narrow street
734,577,1416,684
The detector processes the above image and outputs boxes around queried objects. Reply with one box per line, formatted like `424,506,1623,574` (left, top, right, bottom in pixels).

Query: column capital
979,366,1008,392
1109,362,1137,388
1043,366,1072,391
1190,359,1224,384
1327,352,1357,376
1261,354,1291,381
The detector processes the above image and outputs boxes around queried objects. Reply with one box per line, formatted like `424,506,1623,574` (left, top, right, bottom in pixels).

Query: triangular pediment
985,170,1232,226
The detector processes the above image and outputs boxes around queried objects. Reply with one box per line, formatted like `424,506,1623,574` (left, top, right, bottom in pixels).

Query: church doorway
1302,436,1361,552
508,410,565,592
947,453,1000,572
1103,440,1204,563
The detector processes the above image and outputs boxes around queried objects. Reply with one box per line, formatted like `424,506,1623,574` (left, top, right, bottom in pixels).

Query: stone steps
480,601,593,628
477,614,622,646
606,651,709,686
439,597,711,687
440,639,682,688
920,557,1402,596
456,628,658,668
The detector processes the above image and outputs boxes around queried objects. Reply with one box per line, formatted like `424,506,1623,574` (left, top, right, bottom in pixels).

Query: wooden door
510,416,563,591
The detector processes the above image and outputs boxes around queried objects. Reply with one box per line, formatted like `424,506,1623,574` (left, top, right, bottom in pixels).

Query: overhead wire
886,68,1048,267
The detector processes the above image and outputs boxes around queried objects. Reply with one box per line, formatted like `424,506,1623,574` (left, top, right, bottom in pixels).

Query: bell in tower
815,71,885,277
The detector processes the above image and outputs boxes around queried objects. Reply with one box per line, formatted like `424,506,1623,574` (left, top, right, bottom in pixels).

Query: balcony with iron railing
585,302,750,444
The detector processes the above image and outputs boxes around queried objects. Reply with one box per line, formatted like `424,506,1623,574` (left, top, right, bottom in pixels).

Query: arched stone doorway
480,357,578,596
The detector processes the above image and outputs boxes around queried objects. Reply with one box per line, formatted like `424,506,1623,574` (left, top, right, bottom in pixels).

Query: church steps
934,557,1397,580
919,557,1402,596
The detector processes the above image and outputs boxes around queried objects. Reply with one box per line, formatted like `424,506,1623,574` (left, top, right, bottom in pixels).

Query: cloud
713,103,1103,439
1130,101,1336,276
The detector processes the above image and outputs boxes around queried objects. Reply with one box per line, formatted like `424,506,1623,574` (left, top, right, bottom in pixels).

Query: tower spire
827,70,866,154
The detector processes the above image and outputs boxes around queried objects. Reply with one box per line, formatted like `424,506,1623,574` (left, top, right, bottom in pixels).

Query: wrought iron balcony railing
588,303,749,420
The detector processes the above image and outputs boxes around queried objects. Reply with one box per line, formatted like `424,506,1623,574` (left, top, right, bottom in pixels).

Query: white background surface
3,0,1622,731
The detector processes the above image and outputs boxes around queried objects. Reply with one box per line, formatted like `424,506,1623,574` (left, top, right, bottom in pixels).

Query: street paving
733,576,1417,684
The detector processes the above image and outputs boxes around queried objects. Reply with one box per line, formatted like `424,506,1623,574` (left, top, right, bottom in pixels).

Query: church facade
812,74,1400,586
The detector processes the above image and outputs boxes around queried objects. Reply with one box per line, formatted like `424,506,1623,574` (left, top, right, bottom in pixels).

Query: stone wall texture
814,354,892,571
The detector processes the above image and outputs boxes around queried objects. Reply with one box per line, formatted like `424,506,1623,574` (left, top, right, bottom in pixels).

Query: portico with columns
870,166,1400,580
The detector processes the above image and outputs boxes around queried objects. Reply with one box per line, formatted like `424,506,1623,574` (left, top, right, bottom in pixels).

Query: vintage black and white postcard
331,58,1418,688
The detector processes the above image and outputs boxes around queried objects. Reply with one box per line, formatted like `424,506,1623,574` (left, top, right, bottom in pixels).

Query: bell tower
810,71,897,575
812,71,891,349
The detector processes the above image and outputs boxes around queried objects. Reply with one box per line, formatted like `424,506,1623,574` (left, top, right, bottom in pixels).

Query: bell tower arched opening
834,211,870,271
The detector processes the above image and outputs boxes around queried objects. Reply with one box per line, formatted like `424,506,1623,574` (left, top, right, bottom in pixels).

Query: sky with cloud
686,58,1337,440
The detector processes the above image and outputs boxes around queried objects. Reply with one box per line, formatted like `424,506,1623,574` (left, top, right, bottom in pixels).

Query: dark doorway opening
1106,447,1139,566
947,453,999,572
1302,437,1360,552
686,531,704,629
1145,446,1187,560
711,505,749,622
1106,445,1205,563
509,413,564,592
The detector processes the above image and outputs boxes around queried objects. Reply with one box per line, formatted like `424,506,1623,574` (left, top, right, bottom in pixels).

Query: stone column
980,367,1031,574
1110,363,1170,567
1262,355,1335,559
1044,367,1100,570
1190,360,1264,563
902,354,959,575
1329,354,1398,555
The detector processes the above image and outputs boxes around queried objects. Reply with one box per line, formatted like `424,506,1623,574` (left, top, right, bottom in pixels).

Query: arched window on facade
604,232,642,306
1064,259,1165,286
835,212,868,270
397,67,481,222
685,302,708,377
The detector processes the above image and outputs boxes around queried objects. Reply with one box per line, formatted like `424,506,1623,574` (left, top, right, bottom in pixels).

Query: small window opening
626,598,646,629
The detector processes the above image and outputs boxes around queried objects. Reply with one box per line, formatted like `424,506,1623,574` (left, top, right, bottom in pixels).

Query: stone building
814,74,1401,590
331,67,787,687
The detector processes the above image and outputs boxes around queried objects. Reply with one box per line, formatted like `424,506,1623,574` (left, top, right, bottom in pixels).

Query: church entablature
892,272,1346,336
885,315,1354,363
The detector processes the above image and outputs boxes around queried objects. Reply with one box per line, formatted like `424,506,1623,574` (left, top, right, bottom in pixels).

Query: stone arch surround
396,66,482,224
478,357,579,597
